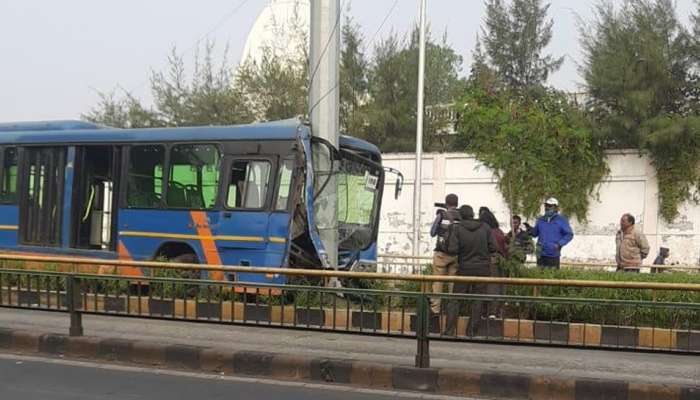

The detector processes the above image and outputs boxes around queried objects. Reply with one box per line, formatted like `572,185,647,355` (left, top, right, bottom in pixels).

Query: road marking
0,352,474,399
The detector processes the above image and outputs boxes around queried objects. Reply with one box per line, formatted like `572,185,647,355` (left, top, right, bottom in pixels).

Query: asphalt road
0,354,464,400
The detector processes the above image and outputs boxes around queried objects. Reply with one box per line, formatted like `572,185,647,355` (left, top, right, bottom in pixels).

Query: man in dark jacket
530,197,574,269
443,205,498,336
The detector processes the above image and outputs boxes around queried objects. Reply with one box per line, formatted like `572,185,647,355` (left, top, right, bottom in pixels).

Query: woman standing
479,208,507,318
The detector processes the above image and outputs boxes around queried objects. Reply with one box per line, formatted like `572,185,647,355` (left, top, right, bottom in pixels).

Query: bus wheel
171,253,200,280
170,253,200,298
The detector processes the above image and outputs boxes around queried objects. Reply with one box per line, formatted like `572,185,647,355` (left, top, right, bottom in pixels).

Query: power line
124,0,251,96
309,0,399,119
181,0,251,57
364,0,399,52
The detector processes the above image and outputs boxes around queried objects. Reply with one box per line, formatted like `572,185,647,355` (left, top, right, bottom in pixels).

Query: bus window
167,144,220,209
227,160,271,209
275,159,294,211
0,147,17,203
127,145,164,208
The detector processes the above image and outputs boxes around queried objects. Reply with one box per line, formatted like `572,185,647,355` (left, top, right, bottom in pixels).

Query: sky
0,0,697,122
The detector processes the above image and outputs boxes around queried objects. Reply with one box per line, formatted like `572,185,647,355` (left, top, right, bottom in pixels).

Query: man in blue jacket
529,197,574,269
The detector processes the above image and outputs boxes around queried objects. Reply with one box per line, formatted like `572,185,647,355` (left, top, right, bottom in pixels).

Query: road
0,308,697,387
0,354,465,400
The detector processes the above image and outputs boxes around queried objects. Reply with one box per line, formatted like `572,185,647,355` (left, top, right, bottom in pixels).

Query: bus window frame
271,155,299,214
221,155,277,212
0,146,18,205
122,143,168,210
164,142,223,211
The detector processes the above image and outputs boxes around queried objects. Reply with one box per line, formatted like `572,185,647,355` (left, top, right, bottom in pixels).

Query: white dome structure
241,0,310,65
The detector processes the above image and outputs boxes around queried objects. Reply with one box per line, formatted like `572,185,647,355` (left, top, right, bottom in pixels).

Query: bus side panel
212,210,287,284
117,209,207,266
359,243,378,268
0,205,19,247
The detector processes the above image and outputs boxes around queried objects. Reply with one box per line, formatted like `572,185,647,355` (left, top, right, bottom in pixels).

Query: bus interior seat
186,186,205,209
167,185,188,208
244,182,260,208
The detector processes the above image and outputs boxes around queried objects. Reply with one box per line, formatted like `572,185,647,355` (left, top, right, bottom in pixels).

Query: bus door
213,156,277,279
18,147,67,246
71,146,120,251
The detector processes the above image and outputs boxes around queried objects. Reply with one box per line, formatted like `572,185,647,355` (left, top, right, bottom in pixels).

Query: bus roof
0,119,304,145
0,118,380,156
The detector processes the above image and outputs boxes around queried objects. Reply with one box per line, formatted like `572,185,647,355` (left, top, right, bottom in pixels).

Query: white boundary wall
379,151,700,266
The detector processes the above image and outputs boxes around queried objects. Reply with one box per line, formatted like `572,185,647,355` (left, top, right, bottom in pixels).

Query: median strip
0,327,696,399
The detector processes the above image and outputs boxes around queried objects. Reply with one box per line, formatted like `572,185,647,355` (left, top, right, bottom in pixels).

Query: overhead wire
307,0,346,114
309,0,399,118
123,0,251,96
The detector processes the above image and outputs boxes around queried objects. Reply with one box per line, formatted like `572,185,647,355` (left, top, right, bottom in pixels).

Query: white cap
544,197,559,206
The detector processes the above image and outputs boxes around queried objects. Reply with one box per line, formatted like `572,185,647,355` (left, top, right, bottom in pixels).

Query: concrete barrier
0,328,696,399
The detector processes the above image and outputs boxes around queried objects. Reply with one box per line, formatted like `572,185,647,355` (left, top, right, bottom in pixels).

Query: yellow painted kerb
119,230,286,244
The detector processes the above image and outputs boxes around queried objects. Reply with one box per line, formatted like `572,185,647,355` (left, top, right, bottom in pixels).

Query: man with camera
429,193,460,314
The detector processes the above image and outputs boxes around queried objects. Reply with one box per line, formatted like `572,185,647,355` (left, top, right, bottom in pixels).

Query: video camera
434,202,447,210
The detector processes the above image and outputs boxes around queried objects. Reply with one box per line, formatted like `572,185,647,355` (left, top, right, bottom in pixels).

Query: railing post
415,288,430,368
66,275,83,337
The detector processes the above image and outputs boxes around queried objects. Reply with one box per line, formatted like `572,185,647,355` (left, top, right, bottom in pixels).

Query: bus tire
170,253,200,298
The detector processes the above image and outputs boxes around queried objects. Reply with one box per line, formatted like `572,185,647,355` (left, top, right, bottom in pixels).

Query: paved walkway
0,308,697,387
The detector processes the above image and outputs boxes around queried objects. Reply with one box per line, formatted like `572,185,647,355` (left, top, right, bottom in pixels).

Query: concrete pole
309,0,340,269
412,0,427,258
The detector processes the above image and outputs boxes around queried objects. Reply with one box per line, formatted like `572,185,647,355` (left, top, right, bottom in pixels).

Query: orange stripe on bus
98,241,139,276
190,211,224,281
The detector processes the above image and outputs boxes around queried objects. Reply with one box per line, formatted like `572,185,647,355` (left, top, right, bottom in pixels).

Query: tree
363,28,465,152
84,91,162,129
86,42,254,127
151,44,254,126
456,87,608,221
581,0,700,221
481,0,563,91
693,0,700,56
468,35,498,90
339,15,369,136
420,31,466,151
236,52,308,121
363,33,412,151
236,5,309,122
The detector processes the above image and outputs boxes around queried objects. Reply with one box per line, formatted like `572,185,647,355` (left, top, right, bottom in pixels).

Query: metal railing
0,254,698,368
378,253,700,274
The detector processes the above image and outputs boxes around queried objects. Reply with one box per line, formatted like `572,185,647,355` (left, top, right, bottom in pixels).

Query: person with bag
429,194,461,314
443,205,498,336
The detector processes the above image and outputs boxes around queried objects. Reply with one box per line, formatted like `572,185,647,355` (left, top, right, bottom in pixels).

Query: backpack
436,208,461,252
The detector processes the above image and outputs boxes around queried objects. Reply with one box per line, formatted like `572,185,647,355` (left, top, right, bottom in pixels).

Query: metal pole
415,289,431,368
66,275,83,336
412,0,427,258
309,0,340,271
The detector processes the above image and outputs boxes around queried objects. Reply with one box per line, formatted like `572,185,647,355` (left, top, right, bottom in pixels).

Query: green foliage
642,116,700,220
339,14,369,136
86,42,253,128
84,92,164,129
86,19,465,155
581,0,700,221
481,0,563,91
506,265,700,329
362,29,466,152
456,86,609,221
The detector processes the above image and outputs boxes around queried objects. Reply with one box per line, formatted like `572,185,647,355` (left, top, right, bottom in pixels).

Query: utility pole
309,0,340,270
412,0,427,258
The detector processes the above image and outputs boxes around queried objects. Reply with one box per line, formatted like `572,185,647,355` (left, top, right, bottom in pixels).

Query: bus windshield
336,153,381,250
311,140,382,253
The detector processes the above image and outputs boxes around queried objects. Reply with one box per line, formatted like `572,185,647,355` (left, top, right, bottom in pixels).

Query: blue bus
0,119,401,286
